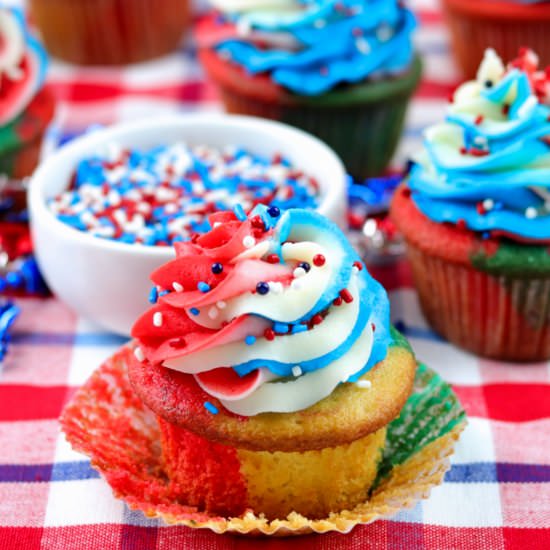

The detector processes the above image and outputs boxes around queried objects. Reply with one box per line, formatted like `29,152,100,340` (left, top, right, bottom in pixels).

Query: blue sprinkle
273,322,288,334
245,335,256,346
204,401,219,415
190,307,200,316
159,290,170,297
233,204,247,221
291,324,308,334
197,281,211,293
268,206,280,218
148,286,159,303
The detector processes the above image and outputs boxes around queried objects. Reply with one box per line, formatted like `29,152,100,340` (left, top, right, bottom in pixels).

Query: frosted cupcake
128,205,417,519
392,49,550,361
197,0,422,179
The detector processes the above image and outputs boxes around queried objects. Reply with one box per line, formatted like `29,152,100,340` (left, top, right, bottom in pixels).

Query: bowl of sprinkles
28,114,346,335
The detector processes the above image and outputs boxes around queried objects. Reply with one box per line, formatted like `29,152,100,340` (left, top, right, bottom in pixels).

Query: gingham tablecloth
1,1,550,548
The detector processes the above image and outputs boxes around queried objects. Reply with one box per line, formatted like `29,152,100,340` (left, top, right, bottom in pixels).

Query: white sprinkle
293,267,307,278
376,23,393,42
292,365,303,377
356,380,372,389
291,279,303,291
473,136,488,147
217,300,227,309
153,312,163,327
243,236,256,248
482,199,494,210
237,18,252,36
525,207,538,219
269,281,283,294
352,265,360,274
208,306,219,320
356,37,370,55
172,281,184,292
134,347,145,362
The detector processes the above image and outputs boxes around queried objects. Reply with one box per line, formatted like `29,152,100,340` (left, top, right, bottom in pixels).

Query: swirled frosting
0,6,48,126
132,205,391,416
201,0,416,95
408,48,550,243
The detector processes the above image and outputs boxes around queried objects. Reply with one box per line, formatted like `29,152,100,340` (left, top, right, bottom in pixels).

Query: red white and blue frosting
0,6,48,126
132,205,391,416
408,48,550,243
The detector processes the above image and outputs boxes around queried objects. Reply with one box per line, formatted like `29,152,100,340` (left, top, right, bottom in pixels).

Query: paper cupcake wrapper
60,345,466,536
406,243,550,361
441,0,550,78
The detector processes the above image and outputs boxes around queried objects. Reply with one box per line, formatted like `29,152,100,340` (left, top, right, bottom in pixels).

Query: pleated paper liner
60,345,466,537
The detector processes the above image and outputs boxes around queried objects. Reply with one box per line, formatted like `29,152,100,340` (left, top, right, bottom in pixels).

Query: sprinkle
134,347,145,362
291,324,308,334
159,290,169,297
211,262,223,274
267,206,280,218
311,314,323,325
256,281,270,295
293,267,307,278
169,337,187,349
355,37,370,55
353,261,363,271
148,286,159,303
356,380,372,389
245,335,256,346
153,312,163,327
243,236,256,248
482,199,494,211
208,306,218,319
333,296,343,306
298,262,311,272
313,254,326,267
525,207,538,219
198,281,211,293
371,323,376,332
264,328,275,341
266,254,280,264
292,366,303,377
203,401,219,414
273,322,288,334
233,204,247,221
269,281,283,294
172,282,184,292
189,307,200,316
456,219,467,230
339,289,354,303
291,279,303,290
474,114,484,125
250,215,265,230
217,300,227,309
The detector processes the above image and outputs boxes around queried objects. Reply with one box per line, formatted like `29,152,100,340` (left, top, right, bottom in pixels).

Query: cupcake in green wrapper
197,0,421,179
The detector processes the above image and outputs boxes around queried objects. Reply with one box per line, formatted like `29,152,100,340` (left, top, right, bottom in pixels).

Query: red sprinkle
313,254,326,267
333,296,343,306
312,314,323,325
502,104,510,116
474,115,484,125
456,219,467,230
266,254,280,264
250,216,265,230
469,149,490,157
476,202,486,215
353,261,363,271
169,337,187,349
459,147,467,155
264,328,275,341
339,289,354,303
371,323,376,332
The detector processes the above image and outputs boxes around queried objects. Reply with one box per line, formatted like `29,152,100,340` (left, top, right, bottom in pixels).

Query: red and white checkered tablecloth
1,1,550,548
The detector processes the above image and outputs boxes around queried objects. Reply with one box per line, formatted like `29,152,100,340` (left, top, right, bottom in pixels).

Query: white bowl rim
28,113,347,258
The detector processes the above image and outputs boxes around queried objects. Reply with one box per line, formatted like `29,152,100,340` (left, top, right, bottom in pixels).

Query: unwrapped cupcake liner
60,344,466,536
28,0,190,65
441,0,550,78
406,242,550,361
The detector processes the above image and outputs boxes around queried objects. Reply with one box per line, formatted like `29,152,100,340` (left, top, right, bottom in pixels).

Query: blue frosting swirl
213,0,416,95
408,52,550,242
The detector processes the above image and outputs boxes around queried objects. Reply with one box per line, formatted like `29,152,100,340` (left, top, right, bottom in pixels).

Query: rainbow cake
392,48,550,361
128,205,417,519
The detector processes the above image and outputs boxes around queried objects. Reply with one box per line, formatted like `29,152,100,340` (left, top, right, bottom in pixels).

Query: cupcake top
408,48,550,243
132,205,391,416
200,0,417,95
0,6,48,126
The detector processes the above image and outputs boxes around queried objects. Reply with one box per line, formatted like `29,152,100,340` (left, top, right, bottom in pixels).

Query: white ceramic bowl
28,114,347,335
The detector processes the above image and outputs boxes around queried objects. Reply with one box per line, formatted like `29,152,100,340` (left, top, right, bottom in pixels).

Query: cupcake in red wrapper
28,0,191,65
391,48,550,362
197,0,422,179
442,0,550,79
0,7,54,189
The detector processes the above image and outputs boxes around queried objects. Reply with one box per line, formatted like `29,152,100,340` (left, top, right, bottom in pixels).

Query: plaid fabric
2,0,550,547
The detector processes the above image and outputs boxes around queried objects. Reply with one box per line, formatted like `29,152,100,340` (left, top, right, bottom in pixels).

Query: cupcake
0,6,54,186
391,48,550,361
28,0,190,65
127,205,417,519
197,0,422,179
442,0,550,79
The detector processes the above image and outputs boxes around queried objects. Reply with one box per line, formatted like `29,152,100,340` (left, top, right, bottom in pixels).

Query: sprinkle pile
48,143,320,246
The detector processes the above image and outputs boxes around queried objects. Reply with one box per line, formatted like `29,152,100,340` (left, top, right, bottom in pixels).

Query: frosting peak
408,48,550,243
132,206,390,416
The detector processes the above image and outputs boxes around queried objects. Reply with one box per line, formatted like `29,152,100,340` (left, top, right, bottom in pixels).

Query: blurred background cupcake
391,48,550,362
197,0,422,179
28,0,191,65
0,6,54,202
442,0,550,78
